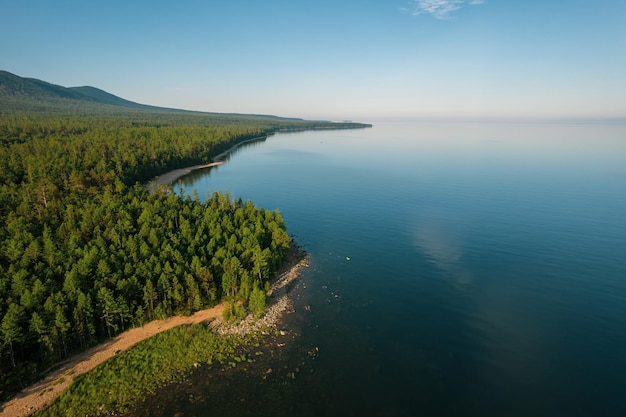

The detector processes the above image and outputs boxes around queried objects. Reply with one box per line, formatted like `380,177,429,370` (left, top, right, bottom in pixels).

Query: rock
308,347,319,358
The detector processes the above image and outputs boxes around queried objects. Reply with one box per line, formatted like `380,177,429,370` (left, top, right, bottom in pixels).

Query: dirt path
1,244,308,417
0,305,224,417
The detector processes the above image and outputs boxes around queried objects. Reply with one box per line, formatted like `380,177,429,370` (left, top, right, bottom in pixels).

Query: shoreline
214,244,309,336
210,134,269,163
0,242,308,417
145,134,269,191
146,162,223,190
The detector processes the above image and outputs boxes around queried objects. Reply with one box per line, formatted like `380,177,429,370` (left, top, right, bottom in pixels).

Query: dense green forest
0,72,371,401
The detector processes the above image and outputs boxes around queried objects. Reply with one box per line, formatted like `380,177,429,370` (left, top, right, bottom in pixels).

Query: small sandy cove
1,245,308,417
145,162,223,191
145,135,269,192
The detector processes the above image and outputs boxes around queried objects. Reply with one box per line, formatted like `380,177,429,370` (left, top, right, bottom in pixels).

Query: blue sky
1,0,625,121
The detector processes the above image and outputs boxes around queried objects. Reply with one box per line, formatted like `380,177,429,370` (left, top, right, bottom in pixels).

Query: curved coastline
146,162,223,191
1,243,308,417
144,125,370,191
145,134,269,191
210,134,270,164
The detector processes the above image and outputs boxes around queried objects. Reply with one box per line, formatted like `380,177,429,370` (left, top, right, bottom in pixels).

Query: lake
161,121,625,416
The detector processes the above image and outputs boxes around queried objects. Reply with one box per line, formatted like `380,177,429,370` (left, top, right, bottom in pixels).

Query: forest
0,104,367,401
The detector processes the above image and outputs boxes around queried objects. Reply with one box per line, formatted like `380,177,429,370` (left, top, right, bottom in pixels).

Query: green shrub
34,324,260,417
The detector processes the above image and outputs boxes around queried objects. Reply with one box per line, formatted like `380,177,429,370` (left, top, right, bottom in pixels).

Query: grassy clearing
34,323,261,417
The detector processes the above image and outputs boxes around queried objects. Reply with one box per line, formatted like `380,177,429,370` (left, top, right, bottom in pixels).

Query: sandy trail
1,245,307,417
1,305,224,417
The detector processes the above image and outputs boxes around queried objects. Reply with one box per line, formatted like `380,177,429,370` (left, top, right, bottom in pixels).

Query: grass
34,323,262,417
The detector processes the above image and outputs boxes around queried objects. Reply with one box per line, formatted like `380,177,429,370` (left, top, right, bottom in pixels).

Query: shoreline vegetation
2,243,309,417
1,76,370,416
145,124,374,191
145,134,271,191
1,128,307,414
146,125,371,192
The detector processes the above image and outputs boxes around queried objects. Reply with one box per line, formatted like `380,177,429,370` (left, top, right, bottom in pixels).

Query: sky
1,0,625,121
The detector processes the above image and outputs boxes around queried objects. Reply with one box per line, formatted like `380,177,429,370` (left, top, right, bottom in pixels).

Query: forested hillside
0,73,370,400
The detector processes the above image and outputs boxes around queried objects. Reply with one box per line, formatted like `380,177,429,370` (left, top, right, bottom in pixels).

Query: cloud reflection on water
412,207,474,286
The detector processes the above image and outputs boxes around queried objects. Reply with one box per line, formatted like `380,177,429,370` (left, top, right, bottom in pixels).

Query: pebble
213,251,309,336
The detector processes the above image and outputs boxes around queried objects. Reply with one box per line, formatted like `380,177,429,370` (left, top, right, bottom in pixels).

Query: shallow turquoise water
171,121,626,416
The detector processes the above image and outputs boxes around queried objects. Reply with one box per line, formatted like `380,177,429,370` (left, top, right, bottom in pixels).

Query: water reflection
412,207,473,286
168,121,626,417
176,136,268,187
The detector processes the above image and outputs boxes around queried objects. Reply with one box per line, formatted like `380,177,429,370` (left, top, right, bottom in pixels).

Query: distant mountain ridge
65,86,151,108
0,70,169,111
0,71,376,128
0,71,314,122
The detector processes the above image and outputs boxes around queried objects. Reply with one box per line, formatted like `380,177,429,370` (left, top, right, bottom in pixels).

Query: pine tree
2,303,24,368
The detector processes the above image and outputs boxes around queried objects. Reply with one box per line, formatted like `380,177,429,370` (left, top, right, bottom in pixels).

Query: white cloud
406,0,484,19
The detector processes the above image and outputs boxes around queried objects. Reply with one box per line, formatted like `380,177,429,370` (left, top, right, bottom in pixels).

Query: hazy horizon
1,0,625,121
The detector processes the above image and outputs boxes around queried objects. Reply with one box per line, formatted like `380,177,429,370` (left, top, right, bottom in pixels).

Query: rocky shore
213,244,309,336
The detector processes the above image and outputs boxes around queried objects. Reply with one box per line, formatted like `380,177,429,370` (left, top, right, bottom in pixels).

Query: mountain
0,71,373,128
0,70,165,112
66,86,151,108
1,71,79,99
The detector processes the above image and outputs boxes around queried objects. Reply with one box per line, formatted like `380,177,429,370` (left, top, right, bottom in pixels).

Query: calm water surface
168,121,626,417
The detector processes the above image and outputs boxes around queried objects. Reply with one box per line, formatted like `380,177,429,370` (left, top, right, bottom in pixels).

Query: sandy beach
145,162,223,191
1,244,307,417
145,135,269,191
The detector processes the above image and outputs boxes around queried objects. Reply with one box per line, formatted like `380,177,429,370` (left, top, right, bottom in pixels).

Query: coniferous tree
0,110,308,399
1,303,24,368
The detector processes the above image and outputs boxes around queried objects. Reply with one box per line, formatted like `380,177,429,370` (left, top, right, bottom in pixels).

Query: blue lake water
172,121,626,417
